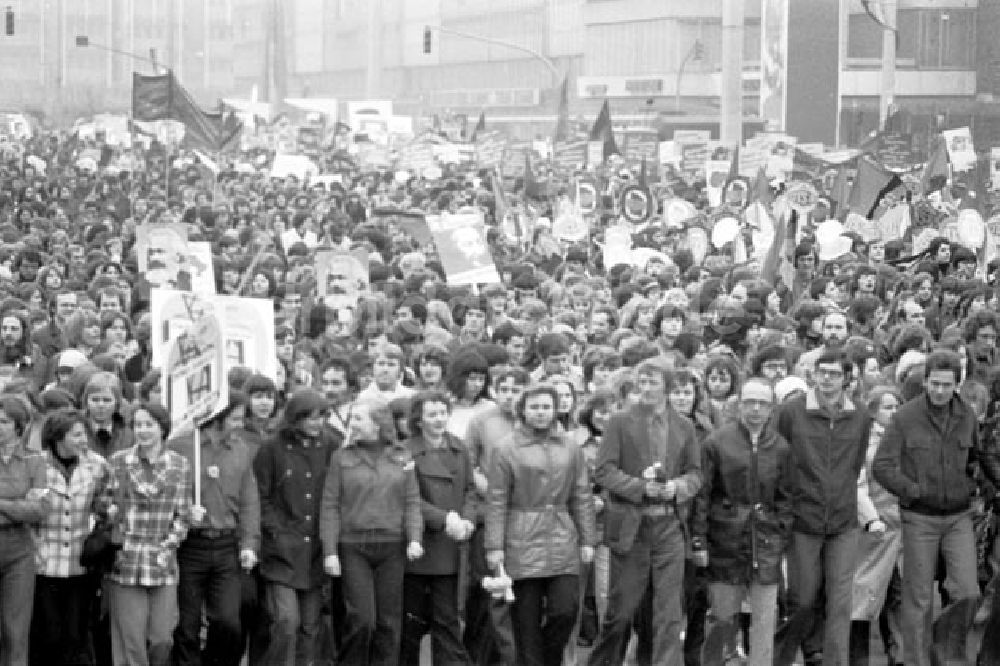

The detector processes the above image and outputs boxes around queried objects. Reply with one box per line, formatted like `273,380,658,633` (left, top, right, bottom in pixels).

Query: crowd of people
0,120,999,666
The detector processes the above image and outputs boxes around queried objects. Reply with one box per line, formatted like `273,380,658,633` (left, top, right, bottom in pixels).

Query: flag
553,75,570,144
751,166,773,207
921,135,949,194
524,152,543,199
849,156,902,218
589,99,620,160
762,209,794,288
470,111,486,143
132,71,241,151
829,166,851,217
638,156,648,189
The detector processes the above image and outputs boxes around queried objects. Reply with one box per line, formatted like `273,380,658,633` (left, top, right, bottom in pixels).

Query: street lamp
675,39,704,114
423,24,561,87
75,35,163,73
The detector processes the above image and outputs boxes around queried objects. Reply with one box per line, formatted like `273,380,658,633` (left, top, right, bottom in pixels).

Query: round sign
785,181,819,214
711,215,741,248
552,212,589,242
957,208,986,250
621,184,652,225
664,198,697,230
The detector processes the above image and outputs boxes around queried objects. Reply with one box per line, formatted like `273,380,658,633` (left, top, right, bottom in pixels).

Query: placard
426,211,501,284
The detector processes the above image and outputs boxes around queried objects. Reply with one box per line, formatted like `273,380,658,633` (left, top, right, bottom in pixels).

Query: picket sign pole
193,424,202,508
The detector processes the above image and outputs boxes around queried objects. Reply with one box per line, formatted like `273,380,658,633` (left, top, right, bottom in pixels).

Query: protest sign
150,289,278,382
315,248,371,310
553,140,588,171
942,127,976,172
397,140,437,173
136,223,188,273
427,211,501,284
270,154,320,180
476,133,507,169
705,160,731,208
136,225,216,294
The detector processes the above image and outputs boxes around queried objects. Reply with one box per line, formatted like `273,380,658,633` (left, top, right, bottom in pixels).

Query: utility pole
879,0,897,128
719,0,744,146
365,0,382,99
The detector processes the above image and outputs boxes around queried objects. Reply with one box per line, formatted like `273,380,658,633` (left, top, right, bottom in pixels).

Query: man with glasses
693,377,792,665
773,349,872,666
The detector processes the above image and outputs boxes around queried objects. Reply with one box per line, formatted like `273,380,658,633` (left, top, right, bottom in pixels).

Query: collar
408,432,462,455
127,443,166,465
805,387,854,413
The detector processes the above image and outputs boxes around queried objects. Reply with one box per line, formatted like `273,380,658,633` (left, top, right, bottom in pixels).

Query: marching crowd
0,123,999,666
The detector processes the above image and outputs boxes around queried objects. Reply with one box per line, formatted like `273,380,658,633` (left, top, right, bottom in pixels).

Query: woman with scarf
321,396,424,665
30,408,109,666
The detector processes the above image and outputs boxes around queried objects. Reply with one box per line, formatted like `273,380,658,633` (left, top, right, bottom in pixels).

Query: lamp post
424,24,561,87
675,39,704,114
75,35,162,73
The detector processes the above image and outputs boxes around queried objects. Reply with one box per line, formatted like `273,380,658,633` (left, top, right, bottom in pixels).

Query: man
529,332,584,392
587,359,702,666
773,349,871,666
170,400,260,666
795,311,849,382
492,322,528,368
33,290,77,360
693,378,792,666
253,389,339,665
462,367,529,665
356,343,415,403
319,357,355,438
873,350,1000,666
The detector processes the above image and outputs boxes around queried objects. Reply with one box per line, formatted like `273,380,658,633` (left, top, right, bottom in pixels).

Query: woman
413,345,449,391
321,397,424,665
445,349,491,439
485,385,596,666
64,310,103,358
0,396,48,666
851,386,904,665
105,402,192,666
241,373,280,455
100,311,134,350
549,375,584,442
399,390,476,666
30,408,109,666
79,371,134,460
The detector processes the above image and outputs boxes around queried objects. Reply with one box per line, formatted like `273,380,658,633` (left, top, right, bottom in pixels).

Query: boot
931,597,977,666
850,620,870,666
577,594,599,647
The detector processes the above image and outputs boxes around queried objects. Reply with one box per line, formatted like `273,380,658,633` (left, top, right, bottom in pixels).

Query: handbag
80,519,121,572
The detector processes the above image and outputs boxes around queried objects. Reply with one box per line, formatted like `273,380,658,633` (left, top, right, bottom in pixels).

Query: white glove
444,511,464,540
692,550,709,568
473,468,489,494
189,505,207,523
239,549,257,571
461,519,475,541
593,495,604,512
406,541,424,561
324,554,341,576
867,519,887,534
486,549,505,571
580,546,594,564
155,547,172,569
106,503,119,519
661,480,677,501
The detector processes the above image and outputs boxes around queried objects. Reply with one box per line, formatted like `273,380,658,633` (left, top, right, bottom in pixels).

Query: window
848,9,971,69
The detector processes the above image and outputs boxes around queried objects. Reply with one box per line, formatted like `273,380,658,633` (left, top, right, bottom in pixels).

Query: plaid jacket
34,449,110,577
106,445,191,587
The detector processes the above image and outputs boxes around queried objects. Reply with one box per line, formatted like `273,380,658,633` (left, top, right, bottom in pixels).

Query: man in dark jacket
253,389,341,665
693,377,792,665
873,350,1000,666
773,349,871,666
586,358,702,666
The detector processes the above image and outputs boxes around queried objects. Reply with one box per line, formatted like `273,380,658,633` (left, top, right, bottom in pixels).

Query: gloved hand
239,549,257,571
189,505,207,523
406,541,424,561
323,555,341,576
580,546,594,564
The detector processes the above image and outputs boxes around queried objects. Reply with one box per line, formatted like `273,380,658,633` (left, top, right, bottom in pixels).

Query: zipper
750,434,759,571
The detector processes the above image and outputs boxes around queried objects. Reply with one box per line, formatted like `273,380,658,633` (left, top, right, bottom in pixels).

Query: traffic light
423,27,432,54
5,7,13,36
693,40,704,60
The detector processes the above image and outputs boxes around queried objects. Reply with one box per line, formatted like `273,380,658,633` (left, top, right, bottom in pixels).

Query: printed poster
315,249,371,311
150,289,278,385
165,307,228,434
426,211,501,284
942,127,975,172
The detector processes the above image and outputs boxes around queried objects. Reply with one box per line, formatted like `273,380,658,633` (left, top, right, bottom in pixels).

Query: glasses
815,368,844,379
741,399,773,409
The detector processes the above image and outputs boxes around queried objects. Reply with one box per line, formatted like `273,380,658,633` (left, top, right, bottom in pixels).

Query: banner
315,248,370,310
553,140,588,171
760,0,789,131
475,133,507,169
150,288,278,382
396,140,437,173
942,127,976,172
427,211,501,284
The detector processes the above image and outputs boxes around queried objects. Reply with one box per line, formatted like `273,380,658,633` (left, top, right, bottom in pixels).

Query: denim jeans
463,525,517,665
173,535,242,666
775,529,859,666
260,582,323,666
339,540,406,666
30,574,95,666
705,582,778,666
900,509,979,666
108,582,178,666
586,516,686,666
0,528,35,666
401,573,470,666
509,574,579,666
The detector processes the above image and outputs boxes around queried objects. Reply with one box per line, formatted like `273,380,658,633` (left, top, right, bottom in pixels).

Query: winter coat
692,422,792,585
404,432,476,576
873,393,1000,516
594,403,702,555
254,427,334,590
773,389,871,535
485,424,596,580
